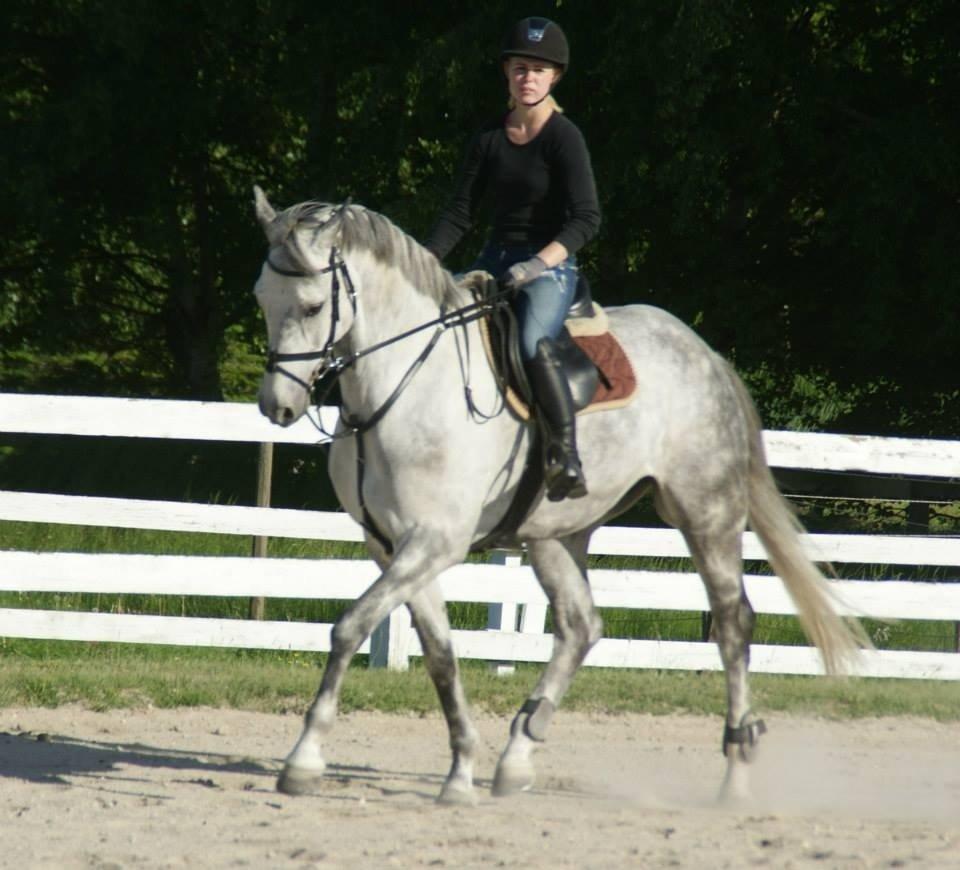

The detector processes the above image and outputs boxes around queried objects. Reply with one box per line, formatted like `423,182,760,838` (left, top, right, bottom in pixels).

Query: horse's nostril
280,406,295,424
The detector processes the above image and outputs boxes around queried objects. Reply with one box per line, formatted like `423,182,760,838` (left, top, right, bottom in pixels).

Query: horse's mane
277,201,463,307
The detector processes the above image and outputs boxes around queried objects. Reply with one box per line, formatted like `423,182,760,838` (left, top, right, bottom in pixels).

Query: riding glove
503,256,548,289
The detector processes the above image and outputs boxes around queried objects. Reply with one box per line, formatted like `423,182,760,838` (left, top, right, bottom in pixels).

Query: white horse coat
253,188,867,805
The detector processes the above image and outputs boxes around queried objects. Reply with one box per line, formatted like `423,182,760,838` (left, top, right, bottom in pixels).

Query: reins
262,227,512,557
263,239,512,440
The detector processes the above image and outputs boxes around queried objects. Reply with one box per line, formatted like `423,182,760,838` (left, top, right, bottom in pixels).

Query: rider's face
504,57,560,107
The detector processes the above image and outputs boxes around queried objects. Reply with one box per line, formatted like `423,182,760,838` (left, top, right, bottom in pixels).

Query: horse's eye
304,303,324,318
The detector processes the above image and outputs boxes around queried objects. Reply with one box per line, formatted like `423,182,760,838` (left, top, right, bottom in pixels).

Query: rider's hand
503,256,547,290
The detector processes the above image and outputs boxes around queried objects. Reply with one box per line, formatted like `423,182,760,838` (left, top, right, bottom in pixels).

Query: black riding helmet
500,17,569,71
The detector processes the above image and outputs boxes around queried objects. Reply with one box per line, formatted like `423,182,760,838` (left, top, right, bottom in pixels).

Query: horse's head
253,186,358,426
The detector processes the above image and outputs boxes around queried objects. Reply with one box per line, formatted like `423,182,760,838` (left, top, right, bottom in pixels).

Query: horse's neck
348,254,449,343
338,256,474,411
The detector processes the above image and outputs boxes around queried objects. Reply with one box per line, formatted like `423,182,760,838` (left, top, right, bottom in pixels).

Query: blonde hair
507,94,564,113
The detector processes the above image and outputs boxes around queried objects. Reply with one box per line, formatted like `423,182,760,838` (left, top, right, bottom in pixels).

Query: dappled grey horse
252,187,867,805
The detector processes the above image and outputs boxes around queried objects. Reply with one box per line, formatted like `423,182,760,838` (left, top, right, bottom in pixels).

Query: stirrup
544,456,587,501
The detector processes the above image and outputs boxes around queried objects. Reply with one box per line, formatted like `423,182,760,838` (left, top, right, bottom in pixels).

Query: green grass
2,520,959,721
1,643,958,721
3,522,958,650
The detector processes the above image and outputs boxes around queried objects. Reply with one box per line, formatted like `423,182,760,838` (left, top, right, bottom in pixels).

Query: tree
563,0,959,432
2,1,957,434
2,1,307,397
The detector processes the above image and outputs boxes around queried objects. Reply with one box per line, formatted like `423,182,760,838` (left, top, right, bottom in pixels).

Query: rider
425,16,601,502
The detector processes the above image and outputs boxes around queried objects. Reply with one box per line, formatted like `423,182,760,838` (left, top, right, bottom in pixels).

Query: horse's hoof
491,765,534,797
717,788,754,810
276,766,325,796
717,760,754,807
717,776,754,808
437,782,478,807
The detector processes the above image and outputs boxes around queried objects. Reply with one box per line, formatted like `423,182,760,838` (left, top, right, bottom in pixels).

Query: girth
467,271,601,552
354,272,605,556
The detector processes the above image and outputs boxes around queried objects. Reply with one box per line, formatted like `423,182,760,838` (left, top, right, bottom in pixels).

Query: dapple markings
252,187,867,805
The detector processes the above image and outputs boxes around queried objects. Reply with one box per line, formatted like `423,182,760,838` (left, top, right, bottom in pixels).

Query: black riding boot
525,337,588,501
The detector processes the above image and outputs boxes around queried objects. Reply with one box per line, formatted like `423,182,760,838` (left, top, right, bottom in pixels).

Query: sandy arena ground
1,706,958,869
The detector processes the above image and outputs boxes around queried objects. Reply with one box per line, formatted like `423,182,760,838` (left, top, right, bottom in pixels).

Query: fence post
369,607,412,670
701,612,713,642
519,598,548,635
907,480,930,533
249,442,273,621
488,549,523,675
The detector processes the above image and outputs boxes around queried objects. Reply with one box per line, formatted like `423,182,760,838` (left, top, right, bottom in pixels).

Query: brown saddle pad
477,298,638,419
566,304,638,413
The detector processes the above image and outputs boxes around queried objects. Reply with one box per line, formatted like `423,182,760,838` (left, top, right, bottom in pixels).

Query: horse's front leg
277,527,466,797
406,583,480,805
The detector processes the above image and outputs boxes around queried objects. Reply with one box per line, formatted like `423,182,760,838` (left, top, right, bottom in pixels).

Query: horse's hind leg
406,582,480,805
681,524,763,804
492,530,602,797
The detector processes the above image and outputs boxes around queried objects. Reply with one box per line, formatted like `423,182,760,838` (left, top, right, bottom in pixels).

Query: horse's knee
575,606,603,657
587,609,603,647
555,600,602,647
330,611,364,652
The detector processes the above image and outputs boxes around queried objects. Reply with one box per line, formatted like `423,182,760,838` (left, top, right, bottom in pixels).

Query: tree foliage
1,0,956,432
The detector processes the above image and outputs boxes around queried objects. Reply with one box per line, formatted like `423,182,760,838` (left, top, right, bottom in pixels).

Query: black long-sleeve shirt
425,112,601,261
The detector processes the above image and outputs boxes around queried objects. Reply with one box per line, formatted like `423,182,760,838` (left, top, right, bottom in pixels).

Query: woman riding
424,16,601,502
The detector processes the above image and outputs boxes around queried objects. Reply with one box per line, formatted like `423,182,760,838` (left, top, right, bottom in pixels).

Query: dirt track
2,706,958,869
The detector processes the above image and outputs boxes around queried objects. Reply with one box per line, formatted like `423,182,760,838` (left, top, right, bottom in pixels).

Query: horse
251,186,868,806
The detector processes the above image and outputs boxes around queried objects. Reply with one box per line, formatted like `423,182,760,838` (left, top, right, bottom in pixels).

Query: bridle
263,243,357,399
260,204,517,556
261,218,509,441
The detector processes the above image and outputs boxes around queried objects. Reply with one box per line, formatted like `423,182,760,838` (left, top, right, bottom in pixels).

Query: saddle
459,270,638,552
458,270,637,420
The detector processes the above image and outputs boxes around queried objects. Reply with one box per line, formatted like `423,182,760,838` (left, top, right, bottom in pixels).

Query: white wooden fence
1,392,959,680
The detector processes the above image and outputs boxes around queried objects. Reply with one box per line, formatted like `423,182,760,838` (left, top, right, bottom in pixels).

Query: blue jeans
471,244,579,360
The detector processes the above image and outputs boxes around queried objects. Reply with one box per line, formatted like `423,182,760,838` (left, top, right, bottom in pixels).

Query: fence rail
2,393,959,680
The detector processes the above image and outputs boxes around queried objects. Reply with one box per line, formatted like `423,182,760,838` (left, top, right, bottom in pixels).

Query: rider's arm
550,119,601,257
535,240,570,269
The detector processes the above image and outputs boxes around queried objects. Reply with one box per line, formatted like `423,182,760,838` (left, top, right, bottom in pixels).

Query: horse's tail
724,361,872,675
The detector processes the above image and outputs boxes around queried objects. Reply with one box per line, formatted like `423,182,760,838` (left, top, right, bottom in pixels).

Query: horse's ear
253,185,276,230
